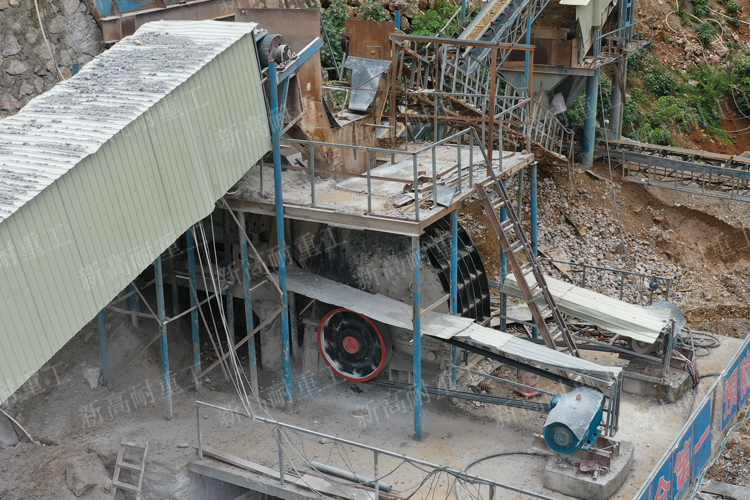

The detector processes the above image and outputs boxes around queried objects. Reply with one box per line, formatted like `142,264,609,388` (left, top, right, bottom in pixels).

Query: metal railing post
374,451,380,500
309,143,316,207
277,427,285,485
469,132,474,187
367,149,372,215
196,405,203,458
432,145,437,204
413,155,420,220
619,272,626,301
457,134,463,193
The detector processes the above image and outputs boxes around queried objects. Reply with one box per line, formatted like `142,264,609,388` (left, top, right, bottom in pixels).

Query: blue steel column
412,236,422,441
187,227,201,387
98,310,109,382
530,164,539,339
500,179,508,331
461,0,466,27
128,283,138,327
582,27,602,168
450,211,459,392
238,211,259,396
269,62,293,412
395,10,401,30
155,256,173,419
525,13,532,149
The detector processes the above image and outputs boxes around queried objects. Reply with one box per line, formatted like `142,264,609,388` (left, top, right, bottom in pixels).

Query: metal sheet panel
284,266,620,380
0,20,270,403
504,272,671,343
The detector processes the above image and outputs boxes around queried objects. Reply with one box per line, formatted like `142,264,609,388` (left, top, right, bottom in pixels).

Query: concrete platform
544,441,635,500
227,145,534,236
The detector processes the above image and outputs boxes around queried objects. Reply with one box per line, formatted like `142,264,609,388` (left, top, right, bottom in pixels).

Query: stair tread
113,480,140,492
117,461,142,472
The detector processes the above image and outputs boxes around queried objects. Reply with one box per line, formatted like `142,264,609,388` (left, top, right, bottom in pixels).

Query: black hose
455,451,545,500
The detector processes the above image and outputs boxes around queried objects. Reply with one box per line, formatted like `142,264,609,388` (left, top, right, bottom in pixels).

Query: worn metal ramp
285,266,621,379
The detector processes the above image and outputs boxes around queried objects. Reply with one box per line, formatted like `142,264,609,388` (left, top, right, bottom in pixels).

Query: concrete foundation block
544,441,634,500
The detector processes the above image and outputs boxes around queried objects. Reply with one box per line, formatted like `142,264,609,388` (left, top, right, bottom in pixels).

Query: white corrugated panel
0,20,271,403
504,272,671,343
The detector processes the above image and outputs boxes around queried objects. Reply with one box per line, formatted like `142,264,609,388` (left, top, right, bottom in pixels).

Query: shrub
729,17,742,27
643,70,677,97
321,0,349,74
358,0,391,21
410,1,462,36
694,0,709,17
728,0,742,15
695,22,718,46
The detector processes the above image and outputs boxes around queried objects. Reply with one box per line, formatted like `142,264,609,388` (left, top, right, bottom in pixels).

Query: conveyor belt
285,266,622,380
597,139,750,202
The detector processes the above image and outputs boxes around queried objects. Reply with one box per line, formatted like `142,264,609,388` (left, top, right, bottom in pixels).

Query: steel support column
155,256,173,419
128,283,139,328
582,27,602,169
530,164,539,339
98,309,109,382
187,227,201,388
450,210,459,394
238,212,259,396
500,179,508,331
610,63,625,139
269,62,293,412
412,236,422,441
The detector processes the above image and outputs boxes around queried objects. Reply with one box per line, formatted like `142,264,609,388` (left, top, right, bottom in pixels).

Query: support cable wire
33,0,64,81
455,451,545,500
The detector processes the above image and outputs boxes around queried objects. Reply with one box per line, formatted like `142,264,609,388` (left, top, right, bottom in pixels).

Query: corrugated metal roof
504,272,671,343
0,20,271,403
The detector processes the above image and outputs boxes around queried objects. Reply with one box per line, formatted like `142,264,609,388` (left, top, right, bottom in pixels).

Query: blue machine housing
543,386,605,454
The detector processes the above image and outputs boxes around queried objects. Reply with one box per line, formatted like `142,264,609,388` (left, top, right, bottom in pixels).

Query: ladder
475,180,580,358
111,440,148,499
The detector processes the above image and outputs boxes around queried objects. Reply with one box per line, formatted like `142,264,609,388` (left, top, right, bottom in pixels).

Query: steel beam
98,309,109,382
155,255,173,419
187,227,201,388
582,27,602,168
450,210,459,394
128,283,139,327
269,62,293,412
530,163,539,339
412,236,422,441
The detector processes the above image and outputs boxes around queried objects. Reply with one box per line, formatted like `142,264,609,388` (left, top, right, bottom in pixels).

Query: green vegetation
357,0,392,21
321,0,349,73
411,1,463,36
566,45,750,146
695,22,718,46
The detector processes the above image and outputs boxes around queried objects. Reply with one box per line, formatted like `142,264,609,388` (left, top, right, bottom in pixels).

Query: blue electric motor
543,386,605,454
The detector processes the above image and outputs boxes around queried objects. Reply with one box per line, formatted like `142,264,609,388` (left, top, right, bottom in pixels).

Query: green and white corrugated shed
0,20,271,403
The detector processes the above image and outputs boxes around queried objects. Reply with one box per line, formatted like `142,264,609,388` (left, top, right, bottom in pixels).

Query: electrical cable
33,0,64,81
455,451,545,500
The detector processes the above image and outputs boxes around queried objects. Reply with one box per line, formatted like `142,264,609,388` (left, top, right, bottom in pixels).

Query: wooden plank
201,445,282,481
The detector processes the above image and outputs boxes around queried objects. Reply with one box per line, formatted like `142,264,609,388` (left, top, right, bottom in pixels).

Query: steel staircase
474,177,581,357
436,0,572,161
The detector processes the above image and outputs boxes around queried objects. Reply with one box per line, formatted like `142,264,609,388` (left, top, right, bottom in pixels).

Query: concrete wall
0,0,104,117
